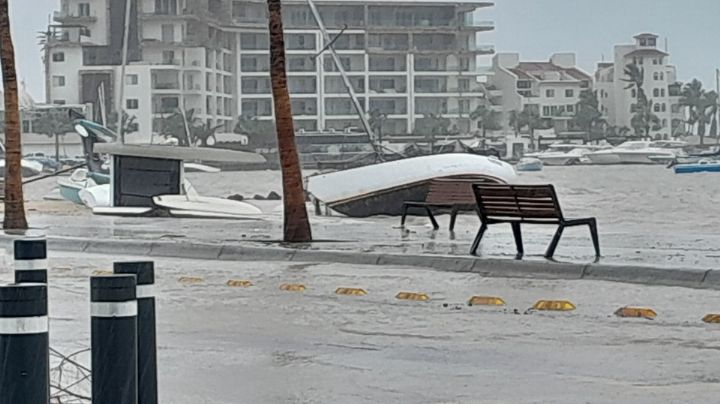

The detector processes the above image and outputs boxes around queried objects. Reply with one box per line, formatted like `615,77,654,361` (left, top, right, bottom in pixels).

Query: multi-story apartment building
487,52,592,134
595,33,683,138
45,0,495,141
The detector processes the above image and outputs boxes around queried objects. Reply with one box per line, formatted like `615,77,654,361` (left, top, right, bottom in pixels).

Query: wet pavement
10,251,720,404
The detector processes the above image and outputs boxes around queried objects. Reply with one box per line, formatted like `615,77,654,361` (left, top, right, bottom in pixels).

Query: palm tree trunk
0,0,27,230
267,0,311,242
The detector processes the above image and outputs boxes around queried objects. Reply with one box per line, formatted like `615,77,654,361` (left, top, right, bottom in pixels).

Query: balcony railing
53,10,97,22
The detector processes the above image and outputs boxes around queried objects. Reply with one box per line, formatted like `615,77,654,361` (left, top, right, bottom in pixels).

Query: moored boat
516,157,543,172
306,153,517,217
673,159,720,174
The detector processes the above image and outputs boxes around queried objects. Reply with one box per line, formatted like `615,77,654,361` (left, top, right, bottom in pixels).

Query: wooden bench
400,178,489,231
470,184,600,259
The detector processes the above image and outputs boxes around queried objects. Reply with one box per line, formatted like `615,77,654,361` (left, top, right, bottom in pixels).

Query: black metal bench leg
545,225,565,259
589,219,600,258
511,222,524,259
400,204,410,227
470,223,488,255
449,207,459,231
425,207,439,230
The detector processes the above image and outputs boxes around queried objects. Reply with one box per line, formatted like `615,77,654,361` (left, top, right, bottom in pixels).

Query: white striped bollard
91,275,138,404
0,283,50,404
14,237,47,284
115,261,158,404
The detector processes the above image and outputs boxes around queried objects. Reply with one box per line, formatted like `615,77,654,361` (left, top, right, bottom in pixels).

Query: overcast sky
10,0,720,100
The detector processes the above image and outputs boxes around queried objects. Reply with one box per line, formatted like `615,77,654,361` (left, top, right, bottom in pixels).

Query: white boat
0,158,43,177
516,157,543,172
306,153,517,217
58,169,99,205
153,194,262,217
524,144,610,166
584,141,686,165
184,163,221,173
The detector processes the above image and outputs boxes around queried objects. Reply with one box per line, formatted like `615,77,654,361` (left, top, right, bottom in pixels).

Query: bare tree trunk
0,0,27,230
267,0,311,242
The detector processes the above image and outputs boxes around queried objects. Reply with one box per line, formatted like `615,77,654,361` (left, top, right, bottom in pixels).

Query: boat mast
306,0,383,158
115,0,132,144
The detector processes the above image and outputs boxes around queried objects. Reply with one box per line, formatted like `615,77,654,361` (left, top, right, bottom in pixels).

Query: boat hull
674,162,720,174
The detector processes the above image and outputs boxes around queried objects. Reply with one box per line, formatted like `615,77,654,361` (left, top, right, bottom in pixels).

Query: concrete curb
1,234,717,290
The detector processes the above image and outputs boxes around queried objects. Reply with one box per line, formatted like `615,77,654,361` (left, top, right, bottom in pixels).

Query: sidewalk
2,211,718,290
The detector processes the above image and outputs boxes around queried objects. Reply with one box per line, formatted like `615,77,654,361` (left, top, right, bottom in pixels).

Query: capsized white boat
153,195,262,217
306,153,517,217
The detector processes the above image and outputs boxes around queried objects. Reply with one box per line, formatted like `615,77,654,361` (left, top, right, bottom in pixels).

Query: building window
545,89,555,98
126,99,139,110
661,88,665,97
161,24,175,42
22,121,30,133
79,27,91,37
565,89,574,98
653,88,659,97
52,100,66,105
126,74,138,85
653,72,658,80
631,89,636,98
517,80,531,89
659,72,664,80
52,52,65,62
162,50,175,64
52,76,65,87
155,0,178,15
654,103,660,112
661,103,666,112
567,104,574,113
543,106,550,116
630,103,638,113
78,3,90,16
662,119,667,127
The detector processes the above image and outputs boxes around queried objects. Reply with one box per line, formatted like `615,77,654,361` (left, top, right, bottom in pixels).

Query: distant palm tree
267,0,312,242
573,90,605,143
680,79,705,140
622,63,646,102
517,106,544,149
630,100,662,139
508,110,520,137
469,105,501,147
0,0,27,229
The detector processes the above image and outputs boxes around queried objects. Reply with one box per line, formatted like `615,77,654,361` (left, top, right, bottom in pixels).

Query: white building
45,0,495,140
487,52,592,134
594,33,683,138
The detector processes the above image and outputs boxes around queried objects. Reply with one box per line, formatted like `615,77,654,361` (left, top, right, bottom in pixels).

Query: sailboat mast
116,0,132,144
306,0,381,156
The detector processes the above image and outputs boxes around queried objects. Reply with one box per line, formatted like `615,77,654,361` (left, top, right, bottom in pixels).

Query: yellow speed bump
702,314,720,323
178,276,203,285
227,280,253,288
468,296,506,306
395,292,429,301
614,307,657,319
335,287,367,296
532,300,576,311
280,283,306,292
92,270,113,276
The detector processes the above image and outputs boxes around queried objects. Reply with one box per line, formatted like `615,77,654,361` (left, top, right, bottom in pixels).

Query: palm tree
680,79,705,139
106,110,139,136
622,63,646,102
573,90,604,143
29,108,76,164
704,91,719,139
234,115,276,149
517,106,543,149
469,105,501,146
368,109,387,144
267,0,312,242
630,99,662,139
508,110,520,137
160,108,201,146
0,0,27,229
190,122,223,147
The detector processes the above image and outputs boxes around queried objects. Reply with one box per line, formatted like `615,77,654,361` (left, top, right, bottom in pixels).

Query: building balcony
53,10,97,24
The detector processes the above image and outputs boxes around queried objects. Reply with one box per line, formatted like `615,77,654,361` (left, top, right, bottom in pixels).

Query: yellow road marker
92,270,113,276
614,307,657,319
227,280,253,288
702,314,720,323
468,296,506,306
532,300,576,311
395,292,429,301
335,287,367,296
280,283,306,292
178,276,203,285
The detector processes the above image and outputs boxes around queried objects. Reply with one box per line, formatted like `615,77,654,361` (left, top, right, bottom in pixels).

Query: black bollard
0,283,49,404
114,261,158,404
14,237,48,284
91,275,138,404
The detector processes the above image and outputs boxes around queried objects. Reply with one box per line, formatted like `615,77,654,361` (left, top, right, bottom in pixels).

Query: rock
253,194,266,200
266,191,281,200
227,194,244,201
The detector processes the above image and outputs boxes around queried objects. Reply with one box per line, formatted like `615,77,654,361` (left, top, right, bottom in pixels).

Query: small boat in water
306,153,517,217
524,144,608,166
585,141,686,165
516,157,543,172
673,159,720,174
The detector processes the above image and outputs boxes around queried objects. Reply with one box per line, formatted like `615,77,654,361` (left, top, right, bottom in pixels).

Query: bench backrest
425,177,495,205
472,184,564,221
